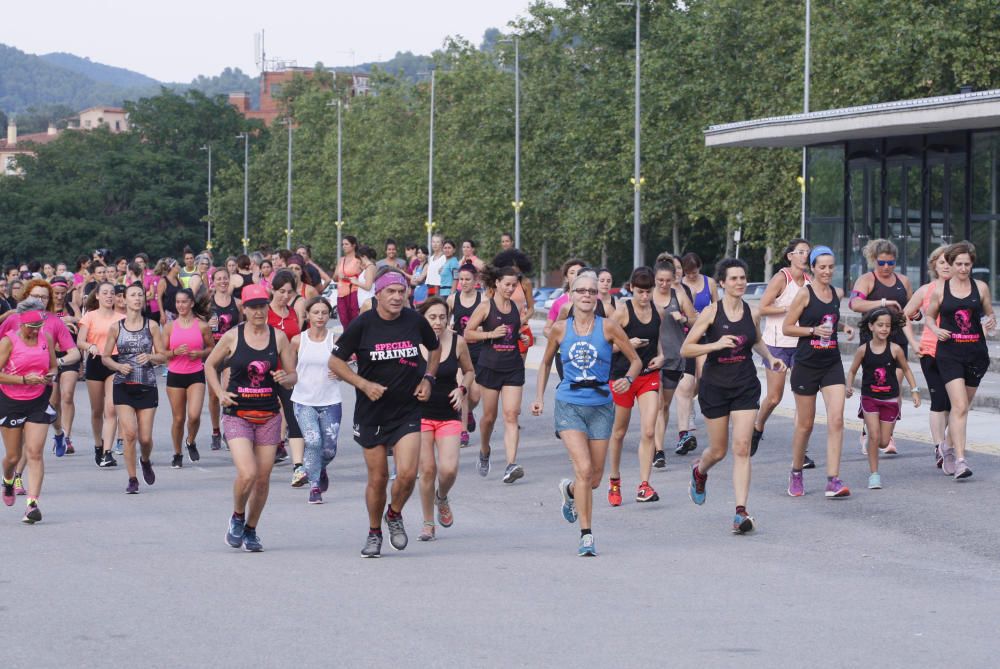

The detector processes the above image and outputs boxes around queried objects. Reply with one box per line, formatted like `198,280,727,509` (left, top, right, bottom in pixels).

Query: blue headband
809,246,835,266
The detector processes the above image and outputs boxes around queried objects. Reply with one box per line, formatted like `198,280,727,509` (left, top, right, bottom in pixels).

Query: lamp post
620,1,643,267
801,0,811,237
336,99,344,262
237,132,250,254
284,114,293,250
427,69,436,249
200,144,212,250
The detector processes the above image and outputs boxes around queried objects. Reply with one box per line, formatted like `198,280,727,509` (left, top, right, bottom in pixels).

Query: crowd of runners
0,234,994,557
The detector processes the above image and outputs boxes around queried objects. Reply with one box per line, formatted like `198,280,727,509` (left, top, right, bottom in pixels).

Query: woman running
491,249,535,359
754,238,811,455
903,247,952,469
155,258,181,324
464,265,527,483
606,267,664,506
329,269,440,558
231,254,255,301
532,271,640,556
103,284,167,493
416,297,475,541
206,284,297,553
267,270,304,472
163,288,213,468
783,246,855,498
50,276,82,455
259,259,274,290
543,259,588,341
335,235,362,329
289,296,341,504
682,259,787,532
923,242,996,480
0,308,56,523
846,308,921,489
351,246,377,309
208,268,242,450
77,282,125,468
448,263,483,447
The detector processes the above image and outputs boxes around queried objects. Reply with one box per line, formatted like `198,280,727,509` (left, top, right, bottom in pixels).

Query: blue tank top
693,275,713,313
556,316,613,406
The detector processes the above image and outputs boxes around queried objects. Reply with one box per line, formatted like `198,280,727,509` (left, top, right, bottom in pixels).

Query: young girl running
846,308,921,489
163,288,213,468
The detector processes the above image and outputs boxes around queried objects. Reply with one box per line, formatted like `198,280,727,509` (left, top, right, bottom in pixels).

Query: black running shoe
186,441,200,462
750,429,763,457
171,454,183,469
94,444,103,467
803,454,816,469
125,477,139,494
140,458,155,485
99,451,117,468
242,528,263,552
652,450,666,469
319,467,329,493
21,501,42,524
210,433,222,451
275,443,289,464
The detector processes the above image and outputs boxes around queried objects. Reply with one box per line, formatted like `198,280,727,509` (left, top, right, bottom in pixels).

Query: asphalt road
3,372,1000,668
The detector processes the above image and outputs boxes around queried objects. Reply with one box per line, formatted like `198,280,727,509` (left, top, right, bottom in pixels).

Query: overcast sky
4,0,561,82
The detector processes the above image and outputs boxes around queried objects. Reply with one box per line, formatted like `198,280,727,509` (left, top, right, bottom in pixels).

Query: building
705,88,1000,300
228,67,371,125
1,121,60,175
77,107,129,132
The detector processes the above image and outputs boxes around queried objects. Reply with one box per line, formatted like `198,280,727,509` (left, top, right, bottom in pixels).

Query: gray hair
571,271,598,291
16,298,45,313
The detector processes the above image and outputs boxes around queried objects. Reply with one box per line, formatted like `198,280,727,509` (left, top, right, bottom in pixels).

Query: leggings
292,402,342,487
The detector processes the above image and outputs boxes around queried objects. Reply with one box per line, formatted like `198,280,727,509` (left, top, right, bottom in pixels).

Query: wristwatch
624,375,634,385
422,373,437,385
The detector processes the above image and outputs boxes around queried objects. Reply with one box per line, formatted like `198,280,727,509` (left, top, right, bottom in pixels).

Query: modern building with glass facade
705,89,1000,299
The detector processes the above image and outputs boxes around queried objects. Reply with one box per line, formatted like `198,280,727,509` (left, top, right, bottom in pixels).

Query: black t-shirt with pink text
333,307,439,426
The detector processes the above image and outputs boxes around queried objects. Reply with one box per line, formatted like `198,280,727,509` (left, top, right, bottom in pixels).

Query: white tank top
290,329,342,406
762,268,810,348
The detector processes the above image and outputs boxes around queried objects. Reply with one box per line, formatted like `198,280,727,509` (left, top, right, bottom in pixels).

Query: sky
4,0,562,83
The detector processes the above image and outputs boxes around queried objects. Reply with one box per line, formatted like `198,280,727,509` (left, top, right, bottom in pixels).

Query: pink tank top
918,284,939,357
2,333,50,400
167,319,205,374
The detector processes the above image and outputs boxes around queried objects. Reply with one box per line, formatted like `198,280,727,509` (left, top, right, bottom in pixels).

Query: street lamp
200,144,212,250
500,36,523,249
426,70,436,249
335,99,344,262
237,132,250,254
801,0,811,237
283,114,294,250
620,1,643,267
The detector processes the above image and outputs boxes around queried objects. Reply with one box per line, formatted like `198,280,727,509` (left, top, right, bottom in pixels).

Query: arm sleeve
331,314,364,361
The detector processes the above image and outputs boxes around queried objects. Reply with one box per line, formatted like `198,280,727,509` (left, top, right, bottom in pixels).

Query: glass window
808,221,845,290
972,131,1000,216
970,220,1000,300
848,160,880,287
807,145,844,219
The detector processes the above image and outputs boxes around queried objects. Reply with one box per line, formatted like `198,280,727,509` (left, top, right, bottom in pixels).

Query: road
3,371,1000,668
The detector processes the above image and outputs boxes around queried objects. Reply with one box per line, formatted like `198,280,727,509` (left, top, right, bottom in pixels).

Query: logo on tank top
718,334,748,365
567,341,599,380
871,366,892,393
951,308,979,343
247,360,271,387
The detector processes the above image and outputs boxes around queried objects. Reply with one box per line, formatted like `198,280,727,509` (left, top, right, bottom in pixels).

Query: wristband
881,298,886,308
21,375,25,385
910,387,921,394
459,384,467,395
624,375,634,385
422,373,436,385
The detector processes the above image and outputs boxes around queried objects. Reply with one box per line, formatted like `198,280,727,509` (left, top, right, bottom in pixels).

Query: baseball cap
241,284,269,307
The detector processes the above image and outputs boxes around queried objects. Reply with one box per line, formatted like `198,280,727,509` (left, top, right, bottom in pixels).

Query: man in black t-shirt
331,269,440,558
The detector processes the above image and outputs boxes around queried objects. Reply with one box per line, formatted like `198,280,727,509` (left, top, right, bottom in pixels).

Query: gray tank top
114,318,157,386
657,289,687,373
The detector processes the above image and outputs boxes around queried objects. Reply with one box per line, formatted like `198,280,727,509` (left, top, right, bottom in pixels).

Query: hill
39,51,161,89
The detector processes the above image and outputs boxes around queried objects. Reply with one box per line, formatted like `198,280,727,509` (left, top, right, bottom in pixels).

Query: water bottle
819,314,835,348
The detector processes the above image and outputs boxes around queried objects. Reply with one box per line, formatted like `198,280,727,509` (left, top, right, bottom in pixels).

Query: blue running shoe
732,511,755,534
689,464,707,505
53,432,66,458
226,515,246,548
559,478,577,523
578,533,597,557
242,528,263,552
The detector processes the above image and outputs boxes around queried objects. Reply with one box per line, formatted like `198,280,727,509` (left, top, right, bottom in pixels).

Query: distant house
1,106,131,175
228,67,371,125
76,106,129,133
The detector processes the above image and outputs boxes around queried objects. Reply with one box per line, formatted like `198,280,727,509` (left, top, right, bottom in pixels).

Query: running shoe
99,451,117,468
384,511,408,551
418,522,436,541
860,429,869,455
2,480,14,506
868,473,882,489
578,533,597,557
361,532,382,558
21,501,41,524
53,432,66,457
607,478,622,507
308,487,323,504
242,528,263,552
559,479,577,523
187,441,200,462
210,432,222,451
732,510,756,534
954,459,973,480
140,459,155,486
13,475,25,496
689,464,707,505
652,449,666,469
636,481,660,503
460,431,469,448
319,467,329,492
467,411,476,434
750,428,763,457
171,454,183,469
226,515,246,548
291,465,308,488
94,444,103,466
882,437,897,455
941,446,957,476
436,492,454,527
125,477,139,494
502,463,524,484
477,450,491,478
824,477,851,498
934,443,944,469
274,443,289,464
114,438,124,456
65,436,75,454
802,454,816,469
674,433,697,455
787,470,804,497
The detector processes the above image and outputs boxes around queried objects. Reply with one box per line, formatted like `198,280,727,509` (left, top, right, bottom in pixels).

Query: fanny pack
569,379,610,396
235,409,278,425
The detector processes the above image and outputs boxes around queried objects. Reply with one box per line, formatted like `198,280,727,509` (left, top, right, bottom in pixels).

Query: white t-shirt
425,253,447,287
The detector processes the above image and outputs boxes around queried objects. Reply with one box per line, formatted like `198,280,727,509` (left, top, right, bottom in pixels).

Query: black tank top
702,300,758,387
861,272,908,348
423,334,461,421
162,277,179,314
224,323,280,414
861,342,898,400
234,272,254,300
477,298,522,372
938,279,987,358
211,295,241,342
794,285,840,368
612,299,661,377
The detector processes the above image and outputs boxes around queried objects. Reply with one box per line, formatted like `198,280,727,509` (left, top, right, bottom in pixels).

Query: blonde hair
862,238,898,267
926,245,951,280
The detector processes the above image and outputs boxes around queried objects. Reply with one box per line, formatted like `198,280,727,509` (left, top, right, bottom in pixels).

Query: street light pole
801,0,811,238
336,99,344,262
201,144,213,250
513,36,522,249
286,115,293,250
427,70,435,250
622,1,643,268
238,132,249,254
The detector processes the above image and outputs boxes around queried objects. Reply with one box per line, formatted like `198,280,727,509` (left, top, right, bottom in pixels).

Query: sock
791,468,802,474
245,524,255,531
232,511,245,521
566,484,574,499
370,527,382,535
386,506,401,520
3,477,12,485
736,505,746,516
212,429,221,435
27,497,38,506
294,463,303,469
581,528,592,537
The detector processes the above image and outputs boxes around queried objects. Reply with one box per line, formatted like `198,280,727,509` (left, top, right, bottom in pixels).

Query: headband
809,246,835,266
374,272,407,294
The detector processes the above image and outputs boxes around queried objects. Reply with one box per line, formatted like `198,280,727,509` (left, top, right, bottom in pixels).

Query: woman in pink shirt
0,308,58,523
77,283,125,468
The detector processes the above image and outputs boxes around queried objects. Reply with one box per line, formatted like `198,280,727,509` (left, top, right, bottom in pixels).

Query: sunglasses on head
877,259,896,267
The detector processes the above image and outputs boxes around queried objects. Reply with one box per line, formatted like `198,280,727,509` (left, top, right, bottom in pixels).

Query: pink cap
241,284,270,307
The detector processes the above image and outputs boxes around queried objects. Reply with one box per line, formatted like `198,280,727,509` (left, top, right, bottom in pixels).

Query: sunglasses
573,288,598,295
877,259,896,267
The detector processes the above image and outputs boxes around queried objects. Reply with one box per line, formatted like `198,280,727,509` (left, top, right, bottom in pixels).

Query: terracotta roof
78,106,126,114
0,132,62,150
